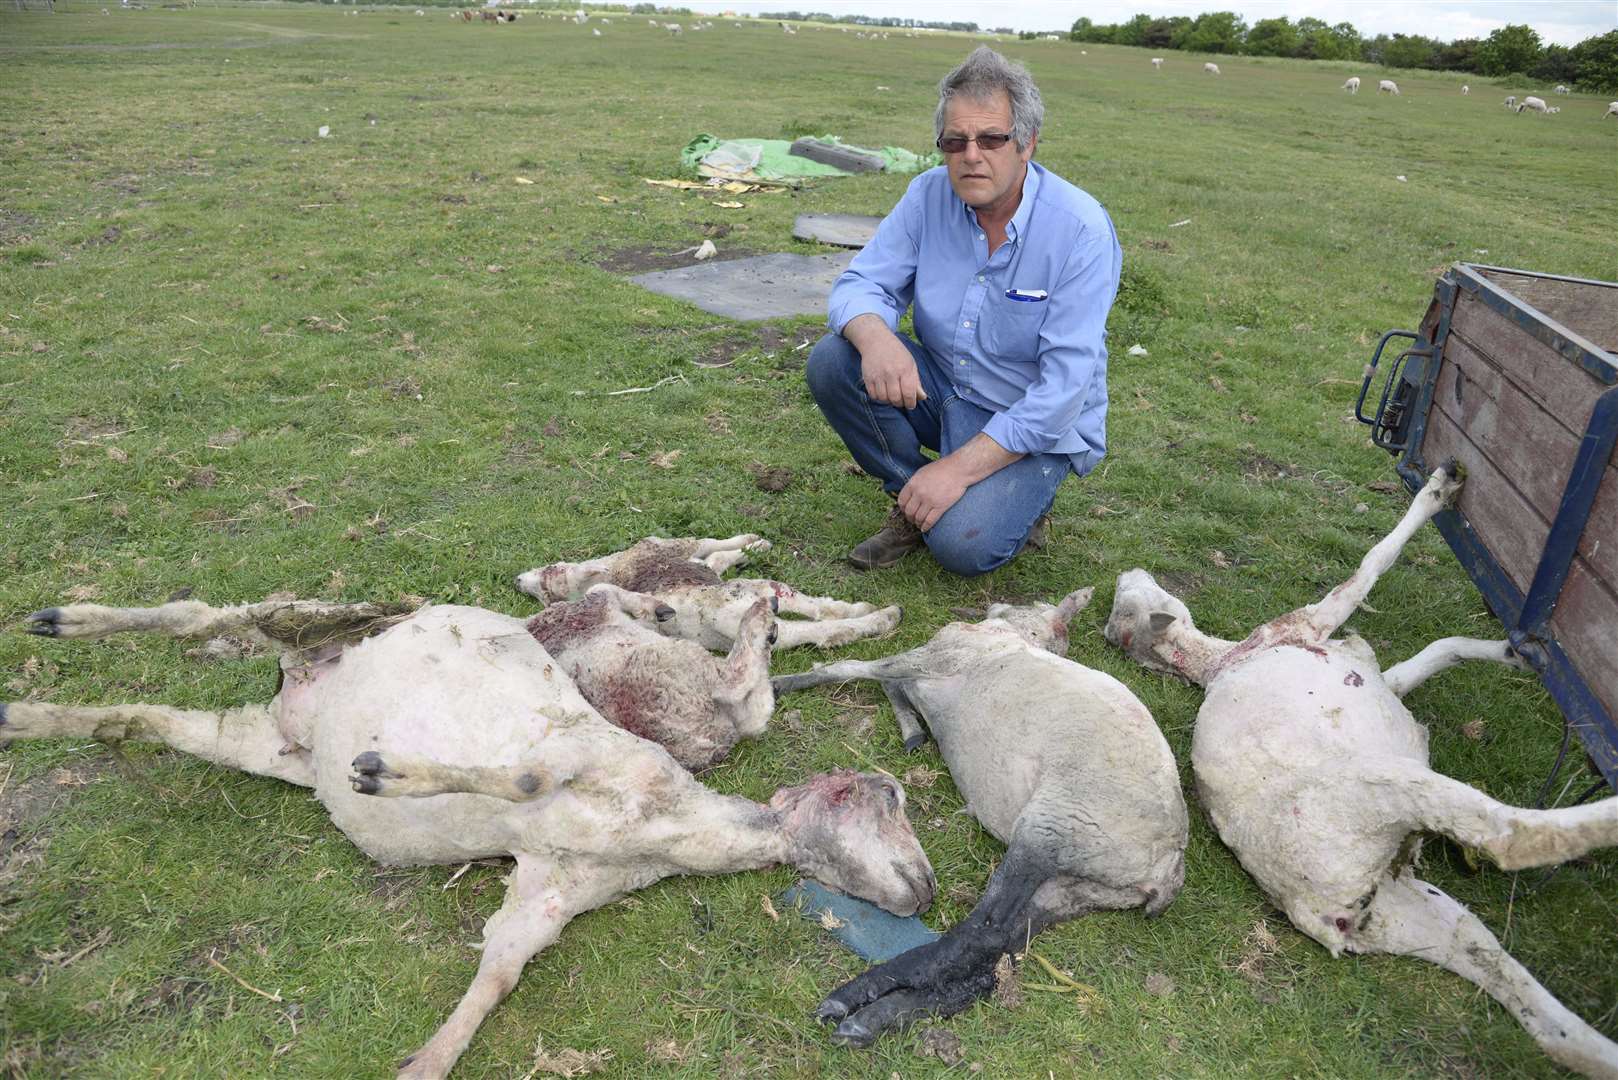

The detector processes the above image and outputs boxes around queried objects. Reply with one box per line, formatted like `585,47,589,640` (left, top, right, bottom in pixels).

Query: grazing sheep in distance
1555,84,1570,94
1105,464,1618,1078
1378,79,1400,95
1462,84,1469,94
5,596,937,1079
1341,76,1360,93
1504,95,1517,108
1517,95,1550,114
1204,61,1220,74
1606,101,1618,118
774,590,1187,1046
1151,56,1163,69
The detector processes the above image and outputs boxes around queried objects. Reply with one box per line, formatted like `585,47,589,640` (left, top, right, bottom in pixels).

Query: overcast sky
675,1,1615,47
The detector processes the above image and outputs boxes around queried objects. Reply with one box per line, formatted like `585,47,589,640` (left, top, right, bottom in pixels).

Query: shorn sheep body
1106,465,1618,1079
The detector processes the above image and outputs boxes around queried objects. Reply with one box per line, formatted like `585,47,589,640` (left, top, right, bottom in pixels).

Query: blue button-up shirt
827,161,1122,474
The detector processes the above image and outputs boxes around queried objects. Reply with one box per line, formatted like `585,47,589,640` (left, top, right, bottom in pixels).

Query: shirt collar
1007,161,1041,243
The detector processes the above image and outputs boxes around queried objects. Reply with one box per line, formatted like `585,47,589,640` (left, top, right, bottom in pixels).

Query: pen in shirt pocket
1005,288,1048,302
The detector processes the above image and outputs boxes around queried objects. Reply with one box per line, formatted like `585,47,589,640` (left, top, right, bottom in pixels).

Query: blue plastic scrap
779,879,941,963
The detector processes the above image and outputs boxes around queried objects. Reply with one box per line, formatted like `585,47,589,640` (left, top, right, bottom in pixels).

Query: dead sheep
774,589,1186,1045
1105,464,1618,1078
5,597,935,1078
516,534,902,651
525,583,776,770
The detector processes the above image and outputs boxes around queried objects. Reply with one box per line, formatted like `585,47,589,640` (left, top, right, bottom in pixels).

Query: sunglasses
936,132,1014,154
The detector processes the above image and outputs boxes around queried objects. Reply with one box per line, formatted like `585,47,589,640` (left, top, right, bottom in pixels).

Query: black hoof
352,750,386,775
654,604,676,622
769,594,780,613
903,731,928,752
766,624,779,646
350,773,381,795
815,998,849,1024
0,702,8,727
399,1055,415,1069
831,1017,876,1048
24,609,62,637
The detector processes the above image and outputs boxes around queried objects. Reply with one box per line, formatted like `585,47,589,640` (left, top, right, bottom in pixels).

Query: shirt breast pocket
984,295,1048,361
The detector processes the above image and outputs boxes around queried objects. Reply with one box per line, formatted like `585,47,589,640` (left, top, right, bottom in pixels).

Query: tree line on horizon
1063,13,1618,93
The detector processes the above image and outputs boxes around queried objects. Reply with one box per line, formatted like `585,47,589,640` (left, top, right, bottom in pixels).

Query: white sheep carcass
1518,95,1551,113
773,589,1187,1045
5,597,935,1079
526,583,776,770
1105,464,1618,1079
1204,61,1220,74
1378,79,1400,95
516,534,901,651
1341,76,1360,93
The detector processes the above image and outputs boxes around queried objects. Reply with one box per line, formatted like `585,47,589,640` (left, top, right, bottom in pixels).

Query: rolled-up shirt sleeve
827,183,922,335
982,220,1122,456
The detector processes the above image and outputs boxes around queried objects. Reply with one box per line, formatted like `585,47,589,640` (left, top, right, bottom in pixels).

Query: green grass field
2,6,1616,1076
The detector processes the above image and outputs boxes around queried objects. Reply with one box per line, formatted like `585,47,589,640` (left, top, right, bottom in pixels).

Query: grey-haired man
808,46,1122,575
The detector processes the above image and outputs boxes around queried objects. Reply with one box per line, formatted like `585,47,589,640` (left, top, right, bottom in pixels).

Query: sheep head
984,587,1093,655
1104,570,1195,677
514,560,597,604
770,770,935,916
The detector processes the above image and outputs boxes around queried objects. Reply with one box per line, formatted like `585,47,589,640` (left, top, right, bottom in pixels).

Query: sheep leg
772,606,903,651
818,846,1057,1046
1389,763,1618,870
696,535,770,574
397,858,600,1080
771,587,879,619
1296,463,1462,640
1352,873,1618,1079
349,751,554,802
1381,638,1528,698
882,683,929,750
712,598,776,742
771,648,942,696
24,599,411,653
0,700,313,786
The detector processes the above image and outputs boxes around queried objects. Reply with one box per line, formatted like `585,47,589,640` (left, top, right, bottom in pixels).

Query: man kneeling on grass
808,46,1122,575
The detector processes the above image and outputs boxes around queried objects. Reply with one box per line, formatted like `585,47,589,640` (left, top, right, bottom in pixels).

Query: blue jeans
806,332,1071,577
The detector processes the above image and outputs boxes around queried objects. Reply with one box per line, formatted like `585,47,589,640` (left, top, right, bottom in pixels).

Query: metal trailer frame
1357,263,1618,789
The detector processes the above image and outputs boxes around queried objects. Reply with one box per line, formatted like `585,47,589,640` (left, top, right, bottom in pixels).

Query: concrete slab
792,213,885,249
629,251,854,321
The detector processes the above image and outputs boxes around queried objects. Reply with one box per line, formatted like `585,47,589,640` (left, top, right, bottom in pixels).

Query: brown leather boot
1025,513,1053,551
849,503,924,570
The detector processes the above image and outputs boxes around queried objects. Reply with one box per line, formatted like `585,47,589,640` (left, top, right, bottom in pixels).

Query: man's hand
845,315,926,410
899,433,1023,532
898,458,970,532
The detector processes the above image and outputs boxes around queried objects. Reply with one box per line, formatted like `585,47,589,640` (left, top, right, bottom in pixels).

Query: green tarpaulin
681,133,940,182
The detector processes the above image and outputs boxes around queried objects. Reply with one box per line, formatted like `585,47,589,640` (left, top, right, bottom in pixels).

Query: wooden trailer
1359,263,1618,787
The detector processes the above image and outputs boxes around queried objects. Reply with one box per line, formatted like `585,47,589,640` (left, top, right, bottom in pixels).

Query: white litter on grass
1168,218,1191,228
318,126,330,138
693,239,717,261
1396,175,1407,182
1127,344,1149,357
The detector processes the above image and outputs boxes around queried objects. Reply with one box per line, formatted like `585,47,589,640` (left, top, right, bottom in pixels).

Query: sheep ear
1054,587,1094,621
1149,611,1177,633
